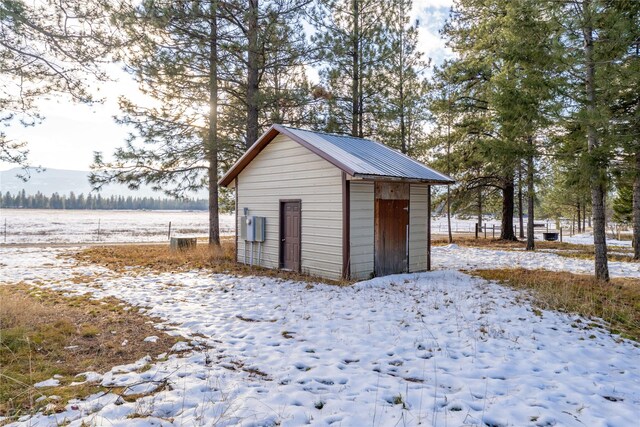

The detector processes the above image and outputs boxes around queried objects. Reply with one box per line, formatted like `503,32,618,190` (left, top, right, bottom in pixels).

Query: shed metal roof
219,124,454,187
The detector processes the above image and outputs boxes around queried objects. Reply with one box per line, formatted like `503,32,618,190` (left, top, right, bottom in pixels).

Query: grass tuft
474,269,640,342
0,285,178,419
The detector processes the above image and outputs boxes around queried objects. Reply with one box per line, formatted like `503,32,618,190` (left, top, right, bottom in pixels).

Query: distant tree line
1,190,208,211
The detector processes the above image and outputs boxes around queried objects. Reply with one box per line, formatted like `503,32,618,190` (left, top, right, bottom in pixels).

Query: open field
0,209,235,244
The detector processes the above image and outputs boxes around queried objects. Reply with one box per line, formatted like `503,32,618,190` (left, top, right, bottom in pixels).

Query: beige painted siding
349,181,374,280
236,134,343,280
409,184,429,272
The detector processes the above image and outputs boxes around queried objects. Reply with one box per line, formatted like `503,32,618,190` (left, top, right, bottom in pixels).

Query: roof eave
354,173,455,185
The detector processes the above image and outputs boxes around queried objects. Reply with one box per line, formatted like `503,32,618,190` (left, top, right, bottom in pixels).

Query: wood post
475,223,479,239
492,224,495,239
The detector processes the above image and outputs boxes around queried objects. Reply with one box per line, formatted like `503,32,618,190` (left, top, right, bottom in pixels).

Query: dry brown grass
433,236,635,262
74,238,352,286
0,285,178,419
474,269,640,342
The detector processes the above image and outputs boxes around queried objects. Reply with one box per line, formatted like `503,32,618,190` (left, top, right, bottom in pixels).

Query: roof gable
219,124,454,187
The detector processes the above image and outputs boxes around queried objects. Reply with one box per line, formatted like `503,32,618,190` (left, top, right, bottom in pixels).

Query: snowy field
2,246,640,427
433,244,640,279
0,209,235,244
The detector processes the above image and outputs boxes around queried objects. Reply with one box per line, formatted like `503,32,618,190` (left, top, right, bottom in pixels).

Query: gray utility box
240,216,266,242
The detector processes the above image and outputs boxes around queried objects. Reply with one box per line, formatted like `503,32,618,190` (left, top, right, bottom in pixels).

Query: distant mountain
0,167,166,198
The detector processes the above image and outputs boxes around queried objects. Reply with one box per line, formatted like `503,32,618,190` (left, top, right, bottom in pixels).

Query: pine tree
312,0,392,137
553,0,638,279
90,0,224,244
377,0,430,155
607,7,640,258
436,0,558,242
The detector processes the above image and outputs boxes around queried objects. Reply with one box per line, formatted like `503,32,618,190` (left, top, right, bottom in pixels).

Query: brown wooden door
281,201,301,271
375,198,409,276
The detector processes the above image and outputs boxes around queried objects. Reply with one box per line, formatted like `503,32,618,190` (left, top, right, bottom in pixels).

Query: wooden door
374,182,409,276
281,201,301,271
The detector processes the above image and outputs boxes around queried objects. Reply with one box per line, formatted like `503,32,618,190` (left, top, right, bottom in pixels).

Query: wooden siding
236,134,343,280
349,181,374,280
409,184,429,272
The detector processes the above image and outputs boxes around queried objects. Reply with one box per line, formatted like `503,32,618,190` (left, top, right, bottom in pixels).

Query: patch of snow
33,378,60,388
433,245,640,278
2,247,640,427
143,336,159,343
564,232,632,248
170,341,192,352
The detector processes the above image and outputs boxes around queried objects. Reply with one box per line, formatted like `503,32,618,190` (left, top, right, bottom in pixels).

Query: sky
0,0,453,172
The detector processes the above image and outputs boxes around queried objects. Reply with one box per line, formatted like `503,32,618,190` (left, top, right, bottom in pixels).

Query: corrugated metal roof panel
282,126,453,183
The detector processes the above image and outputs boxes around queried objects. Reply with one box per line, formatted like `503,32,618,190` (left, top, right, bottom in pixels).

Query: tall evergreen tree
91,0,313,245
437,0,557,241
377,0,430,155
90,0,225,245
311,0,391,137
554,0,638,279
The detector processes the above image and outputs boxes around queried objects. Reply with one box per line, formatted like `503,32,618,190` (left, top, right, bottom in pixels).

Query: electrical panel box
242,216,265,242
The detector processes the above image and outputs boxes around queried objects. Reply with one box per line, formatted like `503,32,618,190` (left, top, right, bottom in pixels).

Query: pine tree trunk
518,165,524,239
208,1,220,246
501,176,517,241
399,22,406,154
477,189,483,228
577,201,581,233
583,0,609,281
633,150,640,260
446,106,452,243
526,137,535,250
447,186,453,243
246,0,259,149
582,200,586,231
351,0,359,137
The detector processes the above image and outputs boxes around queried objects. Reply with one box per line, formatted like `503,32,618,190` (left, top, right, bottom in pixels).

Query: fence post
168,221,172,240
3,218,6,243
560,227,563,242
97,219,101,241
492,224,495,239
475,223,479,239
484,224,487,239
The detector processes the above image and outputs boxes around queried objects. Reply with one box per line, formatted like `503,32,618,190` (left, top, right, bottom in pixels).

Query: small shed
219,124,454,280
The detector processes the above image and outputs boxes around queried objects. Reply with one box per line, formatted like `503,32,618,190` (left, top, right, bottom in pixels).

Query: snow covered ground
2,246,639,427
433,244,640,279
0,209,235,244
563,232,632,248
